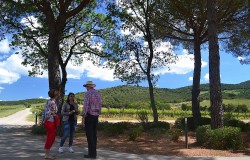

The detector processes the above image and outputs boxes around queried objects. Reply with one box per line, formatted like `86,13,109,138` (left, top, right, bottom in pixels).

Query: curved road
0,108,34,125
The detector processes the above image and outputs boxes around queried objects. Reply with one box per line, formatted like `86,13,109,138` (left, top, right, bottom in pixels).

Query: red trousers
44,121,56,149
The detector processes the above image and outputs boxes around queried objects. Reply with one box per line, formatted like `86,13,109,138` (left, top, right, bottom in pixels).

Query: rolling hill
1,80,250,107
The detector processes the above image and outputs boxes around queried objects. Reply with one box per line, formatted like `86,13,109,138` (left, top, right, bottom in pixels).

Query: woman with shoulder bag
58,92,79,153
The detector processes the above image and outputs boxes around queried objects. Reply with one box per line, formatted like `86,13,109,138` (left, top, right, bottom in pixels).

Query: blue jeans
60,121,76,147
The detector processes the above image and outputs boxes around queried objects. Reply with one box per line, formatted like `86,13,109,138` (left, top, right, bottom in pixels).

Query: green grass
4,99,250,123
0,105,26,118
27,113,39,122
223,90,241,95
200,99,250,108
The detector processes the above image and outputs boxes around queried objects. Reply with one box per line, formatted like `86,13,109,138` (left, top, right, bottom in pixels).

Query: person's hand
70,110,75,114
49,112,54,117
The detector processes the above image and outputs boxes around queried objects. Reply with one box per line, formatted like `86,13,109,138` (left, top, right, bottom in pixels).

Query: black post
185,117,188,149
35,113,37,126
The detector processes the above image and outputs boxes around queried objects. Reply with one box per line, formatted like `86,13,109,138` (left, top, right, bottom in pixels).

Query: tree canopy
0,0,119,109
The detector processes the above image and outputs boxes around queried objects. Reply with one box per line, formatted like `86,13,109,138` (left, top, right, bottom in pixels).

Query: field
2,98,250,123
0,105,25,118
200,99,250,107
24,99,250,124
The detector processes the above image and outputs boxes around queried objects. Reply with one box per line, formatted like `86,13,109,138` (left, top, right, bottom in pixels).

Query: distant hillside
74,80,250,108
0,98,47,106
172,80,250,101
1,80,250,107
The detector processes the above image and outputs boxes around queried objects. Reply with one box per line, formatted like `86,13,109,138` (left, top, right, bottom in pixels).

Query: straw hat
83,81,96,87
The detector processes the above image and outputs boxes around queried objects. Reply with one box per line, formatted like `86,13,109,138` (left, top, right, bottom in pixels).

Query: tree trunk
207,0,223,129
191,39,202,129
147,74,158,122
47,32,62,106
59,63,67,113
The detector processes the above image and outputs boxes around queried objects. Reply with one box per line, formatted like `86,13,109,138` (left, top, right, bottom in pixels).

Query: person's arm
61,103,67,115
83,93,90,117
99,93,102,114
75,103,79,115
61,103,74,116
42,100,52,122
81,93,89,126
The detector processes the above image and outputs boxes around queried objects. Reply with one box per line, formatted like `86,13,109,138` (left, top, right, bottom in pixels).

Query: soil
75,131,250,157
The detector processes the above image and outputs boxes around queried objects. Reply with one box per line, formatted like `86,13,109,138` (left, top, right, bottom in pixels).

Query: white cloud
204,73,209,81
203,73,222,82
155,49,208,75
0,86,4,93
0,42,208,87
0,51,116,88
66,60,116,81
237,56,245,62
21,16,41,30
0,39,10,54
0,54,31,85
85,64,116,81
189,77,193,81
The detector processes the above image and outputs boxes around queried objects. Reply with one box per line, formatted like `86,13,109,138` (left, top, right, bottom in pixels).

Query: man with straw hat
81,81,102,159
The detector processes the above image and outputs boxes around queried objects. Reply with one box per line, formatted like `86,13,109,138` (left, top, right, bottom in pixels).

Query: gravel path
0,108,34,125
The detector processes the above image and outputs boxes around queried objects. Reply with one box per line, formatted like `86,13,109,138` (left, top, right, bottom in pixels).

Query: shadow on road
0,125,249,160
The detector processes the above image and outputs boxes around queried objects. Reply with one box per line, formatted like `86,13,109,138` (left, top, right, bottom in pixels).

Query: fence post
35,112,37,126
185,117,188,149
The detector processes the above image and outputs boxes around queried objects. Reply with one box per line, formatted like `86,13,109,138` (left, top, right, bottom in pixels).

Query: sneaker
68,146,74,153
58,147,63,153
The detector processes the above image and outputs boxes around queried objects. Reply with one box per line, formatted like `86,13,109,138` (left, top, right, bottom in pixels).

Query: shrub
206,127,243,150
225,119,250,132
103,122,133,136
97,121,110,131
148,128,166,136
136,109,149,124
174,117,211,131
128,126,143,141
31,125,46,135
197,126,244,150
143,121,170,132
167,128,184,141
196,125,211,145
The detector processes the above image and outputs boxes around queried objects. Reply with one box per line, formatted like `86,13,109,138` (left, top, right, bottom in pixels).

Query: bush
196,126,244,150
97,121,110,131
143,121,170,131
167,128,184,141
136,110,149,124
174,117,211,131
196,125,211,145
225,119,250,132
128,126,143,141
31,125,46,135
103,122,134,136
207,127,243,150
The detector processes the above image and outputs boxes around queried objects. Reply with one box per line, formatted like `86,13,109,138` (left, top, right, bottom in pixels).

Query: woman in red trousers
42,89,60,159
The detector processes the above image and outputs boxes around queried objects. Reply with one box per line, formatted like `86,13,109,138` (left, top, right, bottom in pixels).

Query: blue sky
0,35,249,101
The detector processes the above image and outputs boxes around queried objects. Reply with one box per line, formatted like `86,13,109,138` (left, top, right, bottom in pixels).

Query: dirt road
0,108,34,125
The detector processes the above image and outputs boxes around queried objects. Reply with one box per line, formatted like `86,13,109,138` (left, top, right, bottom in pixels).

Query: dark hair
48,85,60,98
67,92,75,103
48,89,57,98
